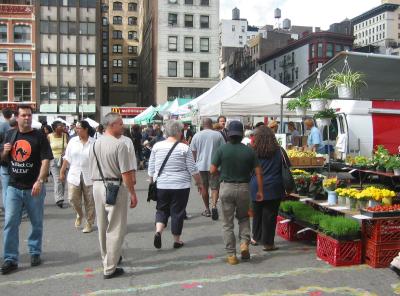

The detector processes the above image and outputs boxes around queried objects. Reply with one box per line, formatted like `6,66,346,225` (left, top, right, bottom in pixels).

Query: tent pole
280,96,284,133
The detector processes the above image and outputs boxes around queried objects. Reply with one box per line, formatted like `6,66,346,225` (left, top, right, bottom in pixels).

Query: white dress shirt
64,136,95,186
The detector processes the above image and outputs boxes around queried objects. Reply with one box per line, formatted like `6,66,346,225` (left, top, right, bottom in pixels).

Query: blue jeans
0,165,10,208
3,186,46,263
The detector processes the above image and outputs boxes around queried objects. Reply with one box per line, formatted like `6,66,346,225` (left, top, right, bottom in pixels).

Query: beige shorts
200,171,220,191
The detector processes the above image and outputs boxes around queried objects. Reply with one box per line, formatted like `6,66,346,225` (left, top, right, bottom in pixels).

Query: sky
220,0,381,30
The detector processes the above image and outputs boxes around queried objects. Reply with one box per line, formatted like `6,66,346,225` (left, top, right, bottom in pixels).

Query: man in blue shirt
305,119,324,154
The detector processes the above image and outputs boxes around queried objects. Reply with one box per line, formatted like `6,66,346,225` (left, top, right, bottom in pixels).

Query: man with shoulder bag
89,112,138,279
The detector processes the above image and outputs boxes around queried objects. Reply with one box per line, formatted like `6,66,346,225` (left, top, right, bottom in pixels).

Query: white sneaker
82,223,93,233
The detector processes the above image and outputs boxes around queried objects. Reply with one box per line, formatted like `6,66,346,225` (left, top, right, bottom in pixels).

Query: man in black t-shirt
0,105,53,275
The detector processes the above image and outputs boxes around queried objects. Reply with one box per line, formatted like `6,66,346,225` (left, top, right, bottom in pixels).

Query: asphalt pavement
0,171,398,296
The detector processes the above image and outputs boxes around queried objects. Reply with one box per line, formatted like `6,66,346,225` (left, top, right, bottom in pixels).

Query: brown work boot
240,243,250,260
226,255,239,265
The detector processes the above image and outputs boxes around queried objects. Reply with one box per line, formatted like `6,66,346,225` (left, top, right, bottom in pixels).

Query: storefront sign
0,102,36,111
111,107,147,116
40,104,57,113
59,104,77,113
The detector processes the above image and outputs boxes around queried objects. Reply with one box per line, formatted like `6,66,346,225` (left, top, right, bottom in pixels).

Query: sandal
263,245,279,251
201,210,211,217
154,232,162,249
250,239,258,246
173,241,184,249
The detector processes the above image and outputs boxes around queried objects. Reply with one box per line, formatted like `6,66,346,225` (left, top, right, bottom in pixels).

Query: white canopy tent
200,70,290,117
174,77,241,116
48,117,70,126
84,118,99,128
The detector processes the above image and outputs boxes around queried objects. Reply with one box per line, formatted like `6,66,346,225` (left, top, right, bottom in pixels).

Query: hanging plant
327,70,367,99
306,84,332,111
286,93,311,116
313,108,337,119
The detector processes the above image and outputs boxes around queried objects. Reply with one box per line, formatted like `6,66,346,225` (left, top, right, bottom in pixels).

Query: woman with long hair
60,120,96,233
48,121,68,208
249,126,291,251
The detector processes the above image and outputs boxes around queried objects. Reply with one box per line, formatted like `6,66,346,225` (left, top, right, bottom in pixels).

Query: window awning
282,51,400,101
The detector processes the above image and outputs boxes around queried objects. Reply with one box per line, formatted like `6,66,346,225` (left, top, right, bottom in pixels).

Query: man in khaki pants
210,120,263,265
89,113,138,279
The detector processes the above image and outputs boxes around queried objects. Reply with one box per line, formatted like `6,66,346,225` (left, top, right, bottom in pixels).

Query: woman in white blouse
60,120,96,233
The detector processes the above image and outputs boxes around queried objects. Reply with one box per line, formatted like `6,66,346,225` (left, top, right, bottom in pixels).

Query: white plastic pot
316,118,331,126
295,107,306,116
337,84,354,99
394,168,400,176
310,99,326,111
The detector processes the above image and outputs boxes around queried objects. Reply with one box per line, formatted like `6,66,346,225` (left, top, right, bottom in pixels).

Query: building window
200,0,209,5
14,53,31,71
200,62,209,78
113,59,122,67
113,1,122,10
59,53,76,66
185,0,193,4
79,53,95,66
40,52,57,65
112,73,122,83
128,2,137,11
40,0,58,5
326,43,333,58
103,59,108,68
200,15,209,28
200,38,209,52
103,45,108,54
60,0,77,6
168,61,177,77
80,0,96,8
113,16,123,25
14,81,31,102
168,36,177,51
184,61,193,77
0,81,7,101
128,31,137,40
168,13,178,26
14,25,31,43
128,59,137,67
185,15,193,28
113,45,123,53
103,74,108,83
128,46,137,54
113,30,123,39
317,43,323,57
79,22,96,35
102,17,108,26
60,21,77,34
128,17,137,26
128,73,137,84
335,44,342,53
102,31,108,40
101,4,108,11
0,53,7,71
0,25,7,42
184,37,193,52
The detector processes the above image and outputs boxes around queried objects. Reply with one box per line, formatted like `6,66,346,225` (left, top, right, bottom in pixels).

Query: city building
139,0,220,105
36,0,101,122
352,0,400,55
220,7,249,48
101,0,139,107
259,32,353,88
328,19,353,35
0,0,36,111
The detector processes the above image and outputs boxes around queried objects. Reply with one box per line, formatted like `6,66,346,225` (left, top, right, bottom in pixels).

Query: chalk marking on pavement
0,247,314,288
80,266,368,296
224,286,378,296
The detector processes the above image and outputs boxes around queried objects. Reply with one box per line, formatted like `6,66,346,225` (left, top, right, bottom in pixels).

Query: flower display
355,186,396,201
335,188,359,198
322,177,345,191
291,169,310,176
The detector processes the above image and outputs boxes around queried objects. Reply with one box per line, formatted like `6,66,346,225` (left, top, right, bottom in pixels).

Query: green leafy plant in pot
307,84,332,111
327,70,367,99
287,94,310,116
374,145,390,172
319,216,360,240
386,156,400,175
314,108,336,127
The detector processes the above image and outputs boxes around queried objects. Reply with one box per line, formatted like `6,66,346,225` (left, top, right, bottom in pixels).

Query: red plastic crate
317,233,362,267
365,241,400,268
362,219,400,244
276,215,316,242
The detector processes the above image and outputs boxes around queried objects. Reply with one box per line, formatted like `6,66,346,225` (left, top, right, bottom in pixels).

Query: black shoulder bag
147,141,179,202
93,142,121,205
280,147,296,194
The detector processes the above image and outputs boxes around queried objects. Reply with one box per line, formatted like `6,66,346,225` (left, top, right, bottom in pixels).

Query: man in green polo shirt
210,120,263,265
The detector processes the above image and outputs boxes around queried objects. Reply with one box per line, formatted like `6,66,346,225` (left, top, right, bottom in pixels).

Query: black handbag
93,143,121,205
147,141,179,202
280,148,296,194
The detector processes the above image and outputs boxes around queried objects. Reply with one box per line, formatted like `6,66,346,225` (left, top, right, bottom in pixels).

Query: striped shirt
148,140,198,189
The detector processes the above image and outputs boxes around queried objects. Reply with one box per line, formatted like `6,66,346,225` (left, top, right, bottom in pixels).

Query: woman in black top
249,126,290,251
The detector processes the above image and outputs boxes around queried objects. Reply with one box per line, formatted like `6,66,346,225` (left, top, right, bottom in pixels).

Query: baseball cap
227,120,244,137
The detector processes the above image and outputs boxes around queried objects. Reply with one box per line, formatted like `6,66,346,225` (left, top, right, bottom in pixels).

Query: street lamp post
80,67,84,120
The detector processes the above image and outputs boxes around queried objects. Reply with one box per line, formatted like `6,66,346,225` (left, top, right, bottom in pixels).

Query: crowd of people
0,106,293,279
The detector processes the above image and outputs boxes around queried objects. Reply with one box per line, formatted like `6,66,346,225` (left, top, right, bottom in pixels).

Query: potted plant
374,145,390,172
286,94,310,116
308,174,325,200
306,85,331,111
293,174,311,196
319,216,360,241
327,70,367,99
314,108,336,127
392,156,400,176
